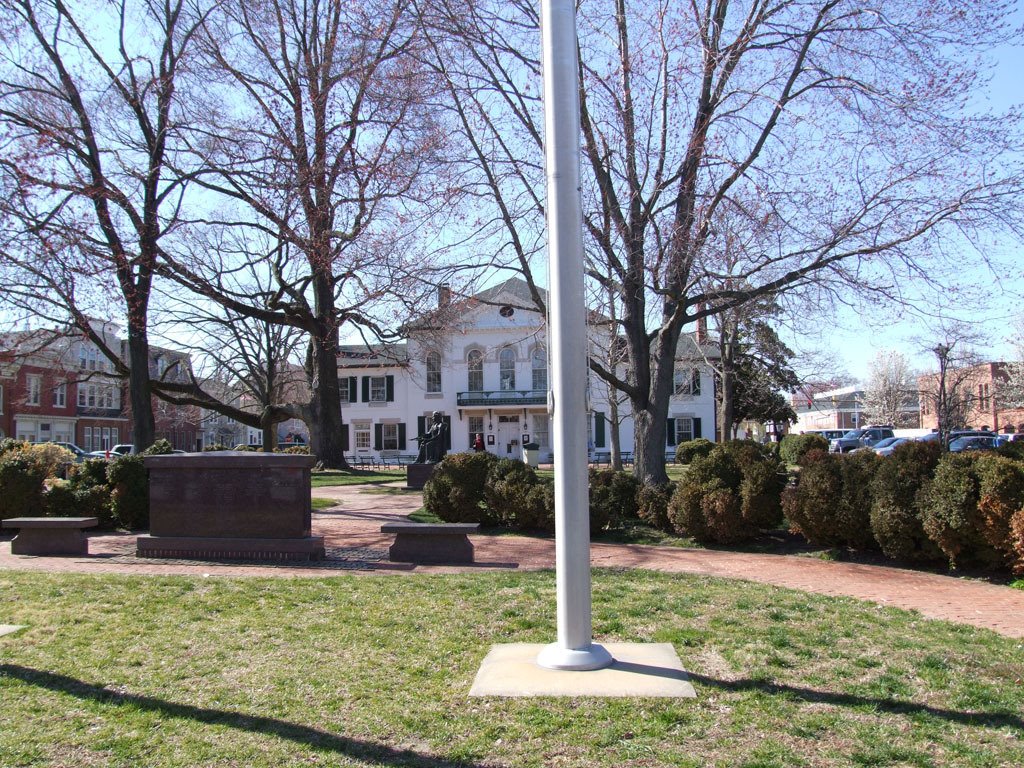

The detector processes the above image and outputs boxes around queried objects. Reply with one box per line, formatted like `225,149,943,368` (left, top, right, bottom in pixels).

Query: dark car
948,435,998,453
829,426,895,453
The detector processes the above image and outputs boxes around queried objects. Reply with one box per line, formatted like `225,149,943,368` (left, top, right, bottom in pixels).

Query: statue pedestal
406,462,436,490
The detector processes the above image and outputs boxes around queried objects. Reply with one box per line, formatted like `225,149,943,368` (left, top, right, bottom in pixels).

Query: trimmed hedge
675,438,715,465
667,441,785,544
0,450,48,517
636,482,676,531
588,469,639,531
423,452,499,524
869,440,943,562
782,449,878,549
779,433,830,466
484,458,553,531
918,453,1022,570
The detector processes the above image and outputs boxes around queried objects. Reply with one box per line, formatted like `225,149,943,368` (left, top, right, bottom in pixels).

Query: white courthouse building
336,278,718,463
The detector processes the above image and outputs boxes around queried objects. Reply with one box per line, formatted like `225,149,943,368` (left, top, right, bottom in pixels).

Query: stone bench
380,522,479,564
2,517,99,556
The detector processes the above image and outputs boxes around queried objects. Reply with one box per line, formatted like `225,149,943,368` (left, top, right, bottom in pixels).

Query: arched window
467,349,483,392
500,347,516,391
531,347,547,392
425,351,441,393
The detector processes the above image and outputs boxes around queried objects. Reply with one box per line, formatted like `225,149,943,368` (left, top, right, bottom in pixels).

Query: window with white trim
26,375,41,406
468,415,484,446
467,349,483,392
673,368,701,396
500,347,516,391
354,421,371,450
53,382,67,408
673,417,694,444
532,414,550,448
531,347,547,392
369,376,387,402
381,423,399,450
425,351,442,394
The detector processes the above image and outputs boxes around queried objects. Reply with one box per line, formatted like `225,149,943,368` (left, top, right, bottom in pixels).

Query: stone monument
137,452,324,561
407,411,448,490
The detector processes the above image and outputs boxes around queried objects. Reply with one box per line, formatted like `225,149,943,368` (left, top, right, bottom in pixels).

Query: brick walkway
3,484,1023,639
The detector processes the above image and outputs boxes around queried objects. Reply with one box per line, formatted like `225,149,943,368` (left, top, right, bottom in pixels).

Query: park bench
2,517,99,556
380,521,479,564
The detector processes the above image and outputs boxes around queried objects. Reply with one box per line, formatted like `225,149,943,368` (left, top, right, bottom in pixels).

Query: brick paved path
3,484,1023,639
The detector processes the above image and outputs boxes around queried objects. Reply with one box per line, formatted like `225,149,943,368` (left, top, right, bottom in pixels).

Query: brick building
918,361,1024,434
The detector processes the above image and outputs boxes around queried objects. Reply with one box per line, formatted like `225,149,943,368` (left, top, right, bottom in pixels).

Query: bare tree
424,0,1023,485
156,0,448,467
862,350,917,428
0,0,210,450
918,325,986,447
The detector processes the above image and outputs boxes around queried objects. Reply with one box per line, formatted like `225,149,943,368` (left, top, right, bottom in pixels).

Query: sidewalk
3,484,1024,639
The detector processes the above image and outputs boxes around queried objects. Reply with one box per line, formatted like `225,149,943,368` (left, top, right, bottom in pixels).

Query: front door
496,415,521,458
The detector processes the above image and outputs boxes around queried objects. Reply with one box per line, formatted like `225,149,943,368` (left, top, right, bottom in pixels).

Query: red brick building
918,362,1024,434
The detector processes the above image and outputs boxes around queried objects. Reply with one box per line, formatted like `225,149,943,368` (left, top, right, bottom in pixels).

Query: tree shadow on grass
0,664,493,767
687,672,1024,732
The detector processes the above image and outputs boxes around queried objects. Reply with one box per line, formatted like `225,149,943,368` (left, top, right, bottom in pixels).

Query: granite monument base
406,462,436,490
140,452,322,561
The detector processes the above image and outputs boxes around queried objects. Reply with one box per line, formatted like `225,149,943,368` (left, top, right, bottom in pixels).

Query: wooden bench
2,517,99,556
380,522,479,564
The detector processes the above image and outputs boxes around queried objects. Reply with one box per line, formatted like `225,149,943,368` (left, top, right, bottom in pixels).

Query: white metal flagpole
535,0,612,672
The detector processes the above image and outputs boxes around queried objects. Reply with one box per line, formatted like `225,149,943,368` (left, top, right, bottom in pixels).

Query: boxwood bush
667,441,784,544
636,482,676,531
675,438,715,465
588,468,639,531
869,440,943,562
779,433,830,466
484,458,553,531
0,449,48,518
423,452,498,524
783,449,878,549
919,453,1024,570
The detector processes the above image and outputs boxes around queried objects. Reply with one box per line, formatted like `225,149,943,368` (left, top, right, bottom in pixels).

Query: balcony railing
456,389,547,407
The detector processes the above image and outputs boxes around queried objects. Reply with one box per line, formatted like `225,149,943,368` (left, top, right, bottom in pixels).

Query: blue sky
802,8,1024,383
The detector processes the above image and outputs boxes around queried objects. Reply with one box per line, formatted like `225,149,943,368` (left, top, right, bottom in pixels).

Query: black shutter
341,424,349,451
386,375,395,402
693,417,702,439
361,376,370,402
398,423,407,450
594,411,606,448
348,377,358,402
374,424,383,450
417,415,426,438
666,418,676,446
443,416,452,450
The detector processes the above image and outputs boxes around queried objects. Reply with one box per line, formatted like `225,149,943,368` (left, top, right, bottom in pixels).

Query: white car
87,443,135,459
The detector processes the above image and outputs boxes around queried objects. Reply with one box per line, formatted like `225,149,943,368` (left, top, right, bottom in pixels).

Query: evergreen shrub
783,449,878,549
675,438,714,465
779,433,829,466
484,459,548,530
423,452,498,524
636,482,676,531
0,450,48,517
920,453,1021,570
869,440,942,562
107,454,149,530
588,468,639,530
667,441,783,543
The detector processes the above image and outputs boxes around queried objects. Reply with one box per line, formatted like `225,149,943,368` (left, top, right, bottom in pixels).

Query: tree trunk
609,396,623,471
306,334,348,468
632,407,668,486
126,325,155,451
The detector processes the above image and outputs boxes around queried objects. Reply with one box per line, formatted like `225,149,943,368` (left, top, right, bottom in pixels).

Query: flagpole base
536,641,614,671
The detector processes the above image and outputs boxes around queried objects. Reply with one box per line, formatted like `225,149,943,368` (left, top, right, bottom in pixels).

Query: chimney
696,302,707,344
438,283,451,308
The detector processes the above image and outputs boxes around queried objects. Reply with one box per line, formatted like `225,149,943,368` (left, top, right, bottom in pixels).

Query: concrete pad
0,625,26,637
469,643,696,698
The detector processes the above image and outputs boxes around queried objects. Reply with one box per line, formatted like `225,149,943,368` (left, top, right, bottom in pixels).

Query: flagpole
535,0,612,672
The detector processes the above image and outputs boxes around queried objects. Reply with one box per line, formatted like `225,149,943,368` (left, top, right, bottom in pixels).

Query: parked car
873,437,910,456
802,429,847,442
829,426,895,453
948,435,998,453
917,429,995,445
995,433,1024,446
31,441,90,462
86,443,136,459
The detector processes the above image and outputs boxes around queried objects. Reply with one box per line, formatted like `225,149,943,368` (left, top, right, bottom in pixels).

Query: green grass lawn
1,570,1022,767
310,469,406,488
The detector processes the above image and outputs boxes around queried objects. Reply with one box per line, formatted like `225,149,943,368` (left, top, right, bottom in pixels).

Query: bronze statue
414,411,448,463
